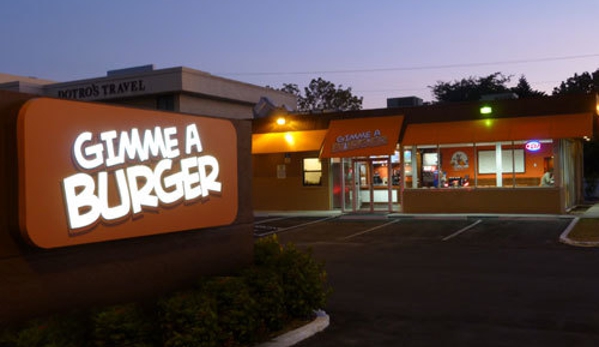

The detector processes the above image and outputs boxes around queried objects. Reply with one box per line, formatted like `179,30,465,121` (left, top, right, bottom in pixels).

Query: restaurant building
252,93,599,214
0,64,296,119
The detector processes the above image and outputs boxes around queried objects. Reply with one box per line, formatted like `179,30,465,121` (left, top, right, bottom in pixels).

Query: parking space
346,218,476,244
445,217,573,248
254,216,340,237
278,214,599,346
257,215,575,249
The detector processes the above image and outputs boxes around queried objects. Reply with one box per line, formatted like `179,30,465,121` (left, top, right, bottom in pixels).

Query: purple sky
2,1,598,109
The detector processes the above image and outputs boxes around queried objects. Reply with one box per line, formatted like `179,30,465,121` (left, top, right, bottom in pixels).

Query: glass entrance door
355,160,372,212
342,158,393,212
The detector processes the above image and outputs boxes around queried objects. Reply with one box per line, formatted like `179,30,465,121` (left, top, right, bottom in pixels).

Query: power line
218,53,599,77
355,79,564,94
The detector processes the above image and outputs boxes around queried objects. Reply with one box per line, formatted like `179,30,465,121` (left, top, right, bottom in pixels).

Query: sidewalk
561,202,599,247
579,203,599,218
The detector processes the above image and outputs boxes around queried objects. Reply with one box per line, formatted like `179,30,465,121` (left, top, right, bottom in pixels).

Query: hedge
0,235,331,347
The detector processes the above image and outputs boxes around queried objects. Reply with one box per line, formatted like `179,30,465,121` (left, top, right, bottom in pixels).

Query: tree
511,75,546,98
552,68,599,95
429,72,545,103
279,78,363,112
429,72,511,103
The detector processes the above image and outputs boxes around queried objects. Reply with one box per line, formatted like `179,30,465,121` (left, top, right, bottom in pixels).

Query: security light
480,106,492,115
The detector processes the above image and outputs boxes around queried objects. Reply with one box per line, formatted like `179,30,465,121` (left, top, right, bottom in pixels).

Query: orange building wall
253,151,331,210
403,187,563,214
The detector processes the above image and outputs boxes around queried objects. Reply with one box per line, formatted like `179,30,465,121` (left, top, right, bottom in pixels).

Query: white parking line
257,216,339,237
255,217,290,225
442,219,483,241
341,219,401,240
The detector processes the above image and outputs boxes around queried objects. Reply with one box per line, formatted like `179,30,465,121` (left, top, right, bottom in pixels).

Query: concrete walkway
580,202,599,218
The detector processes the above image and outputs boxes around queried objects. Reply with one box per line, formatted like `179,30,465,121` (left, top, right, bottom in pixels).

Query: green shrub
0,312,88,347
277,243,332,318
200,276,259,347
254,234,283,268
90,303,154,347
0,235,332,347
254,235,332,319
157,290,218,347
242,266,286,333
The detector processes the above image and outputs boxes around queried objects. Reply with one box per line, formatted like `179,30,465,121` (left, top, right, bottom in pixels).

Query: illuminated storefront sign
17,98,238,248
525,140,542,152
320,116,404,158
333,129,388,153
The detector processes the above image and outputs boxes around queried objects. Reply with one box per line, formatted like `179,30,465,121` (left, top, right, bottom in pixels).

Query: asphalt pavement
254,211,599,347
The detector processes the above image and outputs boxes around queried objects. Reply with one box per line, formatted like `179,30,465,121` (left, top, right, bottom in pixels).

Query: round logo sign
525,141,541,152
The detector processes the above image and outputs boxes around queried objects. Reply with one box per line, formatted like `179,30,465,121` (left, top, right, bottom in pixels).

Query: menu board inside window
478,149,525,174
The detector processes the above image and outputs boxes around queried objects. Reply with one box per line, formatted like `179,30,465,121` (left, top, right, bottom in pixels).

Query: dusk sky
2,1,598,109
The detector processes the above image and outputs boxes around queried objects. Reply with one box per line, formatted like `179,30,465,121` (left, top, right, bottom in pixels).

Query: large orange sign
17,98,238,248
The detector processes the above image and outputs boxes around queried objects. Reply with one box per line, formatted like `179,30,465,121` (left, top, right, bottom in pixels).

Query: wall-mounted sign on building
17,98,238,248
525,140,542,152
55,79,148,100
319,116,404,158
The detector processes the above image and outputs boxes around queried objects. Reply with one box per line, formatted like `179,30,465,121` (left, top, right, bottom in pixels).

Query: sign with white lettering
319,116,404,158
17,98,238,248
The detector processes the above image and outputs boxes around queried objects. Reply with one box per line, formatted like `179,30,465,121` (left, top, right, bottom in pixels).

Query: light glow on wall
284,132,295,145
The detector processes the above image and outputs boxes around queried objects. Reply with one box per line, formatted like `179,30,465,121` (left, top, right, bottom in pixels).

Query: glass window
303,158,322,186
403,140,555,189
390,147,401,186
403,147,414,187
476,142,519,187
157,95,175,111
439,143,474,188
408,145,439,188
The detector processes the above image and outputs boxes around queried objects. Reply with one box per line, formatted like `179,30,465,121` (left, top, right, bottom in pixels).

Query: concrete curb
256,310,330,347
559,217,599,247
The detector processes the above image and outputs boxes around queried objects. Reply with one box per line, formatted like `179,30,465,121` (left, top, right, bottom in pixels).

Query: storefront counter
402,187,563,214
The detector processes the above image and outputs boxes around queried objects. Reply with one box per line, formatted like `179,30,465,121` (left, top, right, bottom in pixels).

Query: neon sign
525,140,541,152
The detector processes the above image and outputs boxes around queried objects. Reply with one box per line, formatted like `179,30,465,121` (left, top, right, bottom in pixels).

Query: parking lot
254,214,575,248
255,214,599,346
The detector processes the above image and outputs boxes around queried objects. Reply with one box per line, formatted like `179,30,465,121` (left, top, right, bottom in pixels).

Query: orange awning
401,113,594,145
320,116,404,158
252,130,328,154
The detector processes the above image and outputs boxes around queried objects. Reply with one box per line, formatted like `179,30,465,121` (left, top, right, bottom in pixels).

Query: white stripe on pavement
341,219,401,240
442,219,483,241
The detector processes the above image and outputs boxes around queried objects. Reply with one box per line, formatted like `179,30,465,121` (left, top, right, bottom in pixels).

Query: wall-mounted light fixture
276,117,286,125
479,105,493,115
